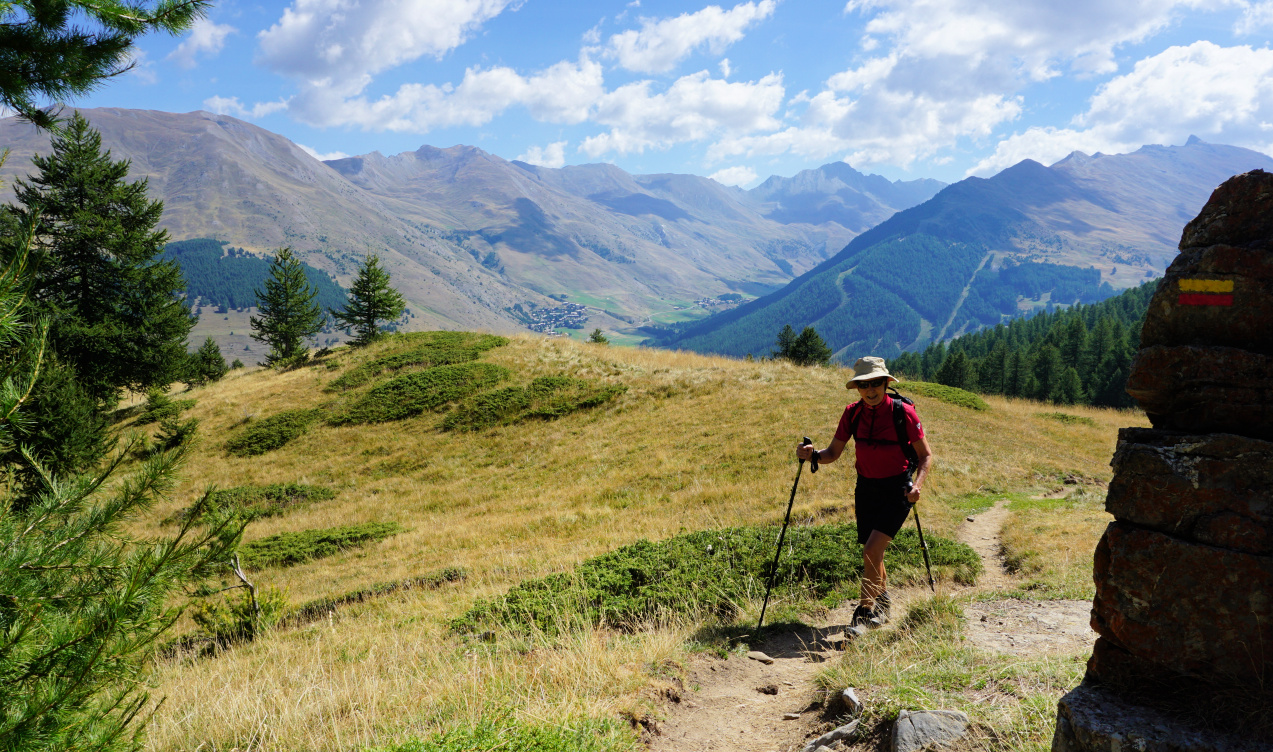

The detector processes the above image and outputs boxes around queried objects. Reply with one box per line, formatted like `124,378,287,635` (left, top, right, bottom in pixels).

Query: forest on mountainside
161,238,346,312
890,280,1158,407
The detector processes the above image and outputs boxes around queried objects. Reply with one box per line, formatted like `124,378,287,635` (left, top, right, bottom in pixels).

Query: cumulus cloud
1235,0,1273,33
517,141,568,167
970,42,1273,175
257,0,516,94
167,18,236,69
708,165,758,185
291,56,604,131
203,96,291,119
297,143,350,161
581,71,784,156
604,0,776,74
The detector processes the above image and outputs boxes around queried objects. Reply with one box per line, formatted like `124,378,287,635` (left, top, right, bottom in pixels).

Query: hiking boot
875,590,892,619
866,604,890,627
850,603,872,627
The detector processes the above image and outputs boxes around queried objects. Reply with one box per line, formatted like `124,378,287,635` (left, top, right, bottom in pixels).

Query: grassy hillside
119,334,1144,751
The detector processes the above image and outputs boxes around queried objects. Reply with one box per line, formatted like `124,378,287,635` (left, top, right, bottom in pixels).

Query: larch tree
250,247,325,366
329,253,405,346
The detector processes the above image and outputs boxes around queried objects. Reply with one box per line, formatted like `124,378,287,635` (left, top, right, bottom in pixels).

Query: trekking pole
757,437,816,631
910,498,936,592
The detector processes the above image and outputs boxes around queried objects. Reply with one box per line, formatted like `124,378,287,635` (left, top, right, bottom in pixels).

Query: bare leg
861,530,893,607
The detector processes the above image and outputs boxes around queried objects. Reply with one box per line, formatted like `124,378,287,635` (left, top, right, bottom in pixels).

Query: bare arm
907,435,933,504
796,436,848,465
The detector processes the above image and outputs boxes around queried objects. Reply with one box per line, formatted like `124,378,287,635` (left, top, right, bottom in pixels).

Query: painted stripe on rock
1179,279,1234,293
1178,293,1234,306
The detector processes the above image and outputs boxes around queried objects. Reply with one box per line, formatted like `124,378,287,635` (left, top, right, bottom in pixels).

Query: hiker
795,356,933,627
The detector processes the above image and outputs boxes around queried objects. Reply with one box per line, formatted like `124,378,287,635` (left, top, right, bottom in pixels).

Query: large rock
1125,346,1273,440
1107,428,1273,554
1091,522,1273,683
1139,243,1273,355
892,710,968,752
1053,681,1273,752
1178,169,1273,250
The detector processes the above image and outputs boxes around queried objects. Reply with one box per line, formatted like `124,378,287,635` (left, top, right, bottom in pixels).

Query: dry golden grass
125,334,1147,750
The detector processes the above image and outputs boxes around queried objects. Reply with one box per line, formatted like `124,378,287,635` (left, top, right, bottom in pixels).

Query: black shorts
854,473,912,544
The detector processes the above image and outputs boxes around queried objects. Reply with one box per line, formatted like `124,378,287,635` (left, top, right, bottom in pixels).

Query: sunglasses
854,377,889,389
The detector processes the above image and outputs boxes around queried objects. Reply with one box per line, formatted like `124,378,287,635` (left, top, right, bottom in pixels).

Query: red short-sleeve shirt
833,395,925,479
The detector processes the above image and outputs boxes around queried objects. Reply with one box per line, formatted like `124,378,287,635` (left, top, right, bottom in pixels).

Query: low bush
239,522,404,569
170,483,336,525
894,381,990,411
191,585,289,644
329,362,511,425
454,523,979,635
443,375,627,431
136,390,196,424
368,717,637,752
225,409,322,456
328,332,508,391
1036,411,1097,427
288,567,466,625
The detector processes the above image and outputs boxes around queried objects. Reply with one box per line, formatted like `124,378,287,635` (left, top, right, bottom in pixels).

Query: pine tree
789,326,833,366
250,247,325,366
1033,344,1065,402
1055,367,1085,405
329,254,405,346
588,328,609,344
935,350,974,390
6,112,195,404
772,324,798,359
186,336,228,386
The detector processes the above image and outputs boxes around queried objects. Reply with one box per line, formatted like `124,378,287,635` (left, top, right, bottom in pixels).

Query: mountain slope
647,139,1273,360
0,108,942,344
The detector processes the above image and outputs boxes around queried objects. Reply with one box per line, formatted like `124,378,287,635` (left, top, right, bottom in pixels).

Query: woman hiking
796,356,933,627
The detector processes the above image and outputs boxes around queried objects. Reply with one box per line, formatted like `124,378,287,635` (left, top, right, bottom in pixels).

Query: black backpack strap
891,398,920,473
846,400,863,440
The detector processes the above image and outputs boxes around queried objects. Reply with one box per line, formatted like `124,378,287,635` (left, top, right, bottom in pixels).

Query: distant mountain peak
1186,134,1207,146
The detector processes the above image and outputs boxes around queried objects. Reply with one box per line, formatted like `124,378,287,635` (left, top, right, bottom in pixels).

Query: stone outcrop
1053,170,1273,750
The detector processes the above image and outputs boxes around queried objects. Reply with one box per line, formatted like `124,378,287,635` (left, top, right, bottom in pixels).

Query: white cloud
1236,0,1273,33
517,141,568,167
719,57,731,77
604,0,776,74
708,165,758,185
167,18,236,69
123,50,158,85
257,0,516,94
581,70,784,156
297,143,351,161
203,96,291,119
970,41,1273,175
290,56,604,131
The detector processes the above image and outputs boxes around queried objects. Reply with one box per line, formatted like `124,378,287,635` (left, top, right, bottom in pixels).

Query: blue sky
60,0,1273,185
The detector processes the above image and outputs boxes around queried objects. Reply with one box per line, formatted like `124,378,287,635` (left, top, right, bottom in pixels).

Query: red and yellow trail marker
1178,279,1234,306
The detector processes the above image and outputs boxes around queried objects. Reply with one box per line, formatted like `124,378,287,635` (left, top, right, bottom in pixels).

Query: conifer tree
329,254,405,346
772,324,797,360
789,326,833,366
250,247,325,366
6,112,195,404
186,336,228,386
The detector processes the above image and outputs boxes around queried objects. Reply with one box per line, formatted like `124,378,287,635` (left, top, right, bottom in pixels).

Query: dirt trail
647,499,1096,752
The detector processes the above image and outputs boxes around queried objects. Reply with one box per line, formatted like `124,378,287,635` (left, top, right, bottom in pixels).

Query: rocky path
647,499,1097,751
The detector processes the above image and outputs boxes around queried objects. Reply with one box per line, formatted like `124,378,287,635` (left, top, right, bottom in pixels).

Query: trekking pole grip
803,436,818,473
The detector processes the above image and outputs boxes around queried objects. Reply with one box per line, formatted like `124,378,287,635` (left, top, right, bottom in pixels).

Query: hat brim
848,373,898,384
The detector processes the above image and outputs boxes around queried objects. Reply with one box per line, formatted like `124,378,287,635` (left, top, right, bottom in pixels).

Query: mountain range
0,108,941,340
647,138,1273,360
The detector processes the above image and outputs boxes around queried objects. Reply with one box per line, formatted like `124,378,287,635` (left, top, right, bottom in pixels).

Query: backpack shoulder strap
846,400,864,441
891,397,921,471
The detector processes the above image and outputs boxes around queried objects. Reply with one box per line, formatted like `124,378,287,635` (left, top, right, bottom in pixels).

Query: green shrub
239,522,404,569
170,483,336,525
443,376,627,431
368,717,637,752
289,567,466,624
191,586,289,644
329,362,511,425
152,415,199,455
894,381,990,411
328,332,508,391
453,523,979,635
225,409,322,456
1036,411,1096,427
136,389,196,424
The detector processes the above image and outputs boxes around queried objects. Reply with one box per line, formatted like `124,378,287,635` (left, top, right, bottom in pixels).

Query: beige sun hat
846,356,898,388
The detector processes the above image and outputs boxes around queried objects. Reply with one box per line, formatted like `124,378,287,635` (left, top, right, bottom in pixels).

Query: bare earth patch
648,498,1096,750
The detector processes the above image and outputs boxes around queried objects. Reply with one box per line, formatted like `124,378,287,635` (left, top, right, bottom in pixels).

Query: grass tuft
455,524,979,635
328,332,509,391
443,375,627,431
1036,411,1097,427
367,716,638,752
895,381,990,411
240,522,405,569
225,409,322,456
329,363,511,425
